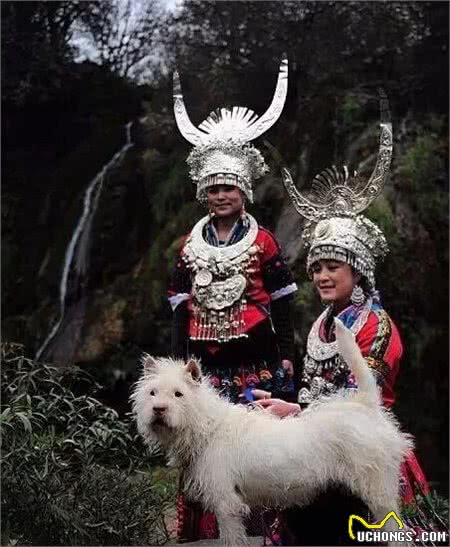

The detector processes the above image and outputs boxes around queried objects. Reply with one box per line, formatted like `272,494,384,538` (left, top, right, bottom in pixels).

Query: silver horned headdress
173,56,288,203
283,92,393,288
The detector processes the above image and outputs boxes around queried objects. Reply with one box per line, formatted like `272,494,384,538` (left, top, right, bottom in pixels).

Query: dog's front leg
215,497,250,546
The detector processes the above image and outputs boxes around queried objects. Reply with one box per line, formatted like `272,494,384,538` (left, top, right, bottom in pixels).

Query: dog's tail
334,317,380,407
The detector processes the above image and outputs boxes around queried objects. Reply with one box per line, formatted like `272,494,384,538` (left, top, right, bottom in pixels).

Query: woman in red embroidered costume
169,57,297,542
169,186,297,405
259,96,438,545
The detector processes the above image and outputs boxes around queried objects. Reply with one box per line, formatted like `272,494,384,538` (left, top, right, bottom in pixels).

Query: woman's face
206,185,244,218
311,259,361,308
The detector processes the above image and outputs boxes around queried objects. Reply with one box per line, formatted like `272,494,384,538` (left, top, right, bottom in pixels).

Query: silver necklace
184,213,259,267
182,213,260,342
307,298,372,361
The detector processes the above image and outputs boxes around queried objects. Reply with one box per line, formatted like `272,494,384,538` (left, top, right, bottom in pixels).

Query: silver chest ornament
298,299,372,404
183,214,260,342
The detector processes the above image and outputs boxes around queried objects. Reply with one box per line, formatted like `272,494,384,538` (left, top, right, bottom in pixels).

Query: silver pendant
195,274,247,311
183,213,260,342
195,269,213,287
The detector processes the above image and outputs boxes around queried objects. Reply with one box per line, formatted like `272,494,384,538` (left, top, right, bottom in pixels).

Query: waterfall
36,122,134,362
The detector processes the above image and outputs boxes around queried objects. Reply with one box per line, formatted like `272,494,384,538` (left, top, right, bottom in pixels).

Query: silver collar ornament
173,56,288,203
182,213,260,342
298,297,374,404
307,298,373,361
283,90,393,289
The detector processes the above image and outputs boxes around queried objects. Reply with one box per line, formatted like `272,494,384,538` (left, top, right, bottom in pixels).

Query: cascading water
36,122,134,363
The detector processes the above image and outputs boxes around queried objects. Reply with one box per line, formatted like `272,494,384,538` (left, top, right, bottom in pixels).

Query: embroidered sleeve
168,237,192,311
260,230,297,300
271,296,295,363
365,356,392,386
356,310,403,387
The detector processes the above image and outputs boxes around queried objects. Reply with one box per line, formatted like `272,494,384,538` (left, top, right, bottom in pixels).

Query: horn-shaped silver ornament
353,88,392,213
282,91,393,222
173,55,288,146
173,70,207,146
246,54,289,141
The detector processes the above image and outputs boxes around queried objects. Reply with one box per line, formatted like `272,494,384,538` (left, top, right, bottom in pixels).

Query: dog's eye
174,391,183,398
150,390,155,396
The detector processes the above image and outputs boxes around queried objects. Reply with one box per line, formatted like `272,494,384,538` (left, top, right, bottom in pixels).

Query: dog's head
130,355,203,445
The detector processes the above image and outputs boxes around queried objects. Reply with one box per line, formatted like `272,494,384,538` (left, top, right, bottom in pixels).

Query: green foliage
399,123,444,187
402,491,449,533
366,195,397,242
397,120,448,233
401,134,441,187
340,95,364,127
1,344,176,546
421,492,450,527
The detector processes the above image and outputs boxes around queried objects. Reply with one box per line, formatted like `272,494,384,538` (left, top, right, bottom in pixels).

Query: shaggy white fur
131,318,413,546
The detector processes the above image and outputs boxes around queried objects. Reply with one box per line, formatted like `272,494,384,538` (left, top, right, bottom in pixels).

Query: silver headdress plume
173,56,288,202
282,90,393,288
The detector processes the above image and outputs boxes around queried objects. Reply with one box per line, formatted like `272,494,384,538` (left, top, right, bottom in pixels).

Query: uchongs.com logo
348,511,448,544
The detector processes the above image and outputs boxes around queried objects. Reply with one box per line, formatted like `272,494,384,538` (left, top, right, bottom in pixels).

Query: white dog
131,318,413,546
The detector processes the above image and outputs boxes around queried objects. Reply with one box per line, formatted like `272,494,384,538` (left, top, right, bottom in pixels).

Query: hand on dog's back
255,398,301,419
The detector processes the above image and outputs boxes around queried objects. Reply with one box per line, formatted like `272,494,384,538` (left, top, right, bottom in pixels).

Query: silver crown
283,91,393,288
173,56,288,202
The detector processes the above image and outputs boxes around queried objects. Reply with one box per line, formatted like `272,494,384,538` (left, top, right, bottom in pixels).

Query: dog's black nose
153,405,168,415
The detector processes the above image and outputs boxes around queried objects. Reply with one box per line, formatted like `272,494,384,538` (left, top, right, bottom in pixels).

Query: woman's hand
254,397,301,419
281,359,294,377
251,388,272,400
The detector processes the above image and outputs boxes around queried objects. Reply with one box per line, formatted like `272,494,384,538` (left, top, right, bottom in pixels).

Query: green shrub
1,343,177,546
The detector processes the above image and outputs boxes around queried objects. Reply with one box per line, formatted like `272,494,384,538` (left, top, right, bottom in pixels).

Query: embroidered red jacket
168,227,297,340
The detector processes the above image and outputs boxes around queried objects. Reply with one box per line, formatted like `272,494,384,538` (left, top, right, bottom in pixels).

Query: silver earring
350,285,365,306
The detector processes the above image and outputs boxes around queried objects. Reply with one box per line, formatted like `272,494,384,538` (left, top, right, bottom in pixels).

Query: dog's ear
141,353,159,373
185,357,202,383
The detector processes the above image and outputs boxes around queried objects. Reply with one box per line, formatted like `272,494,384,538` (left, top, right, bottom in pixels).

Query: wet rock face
22,109,200,364
274,204,304,265
2,61,145,358
75,297,127,363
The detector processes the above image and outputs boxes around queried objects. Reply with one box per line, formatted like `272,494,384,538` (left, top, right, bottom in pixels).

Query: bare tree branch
75,0,166,80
